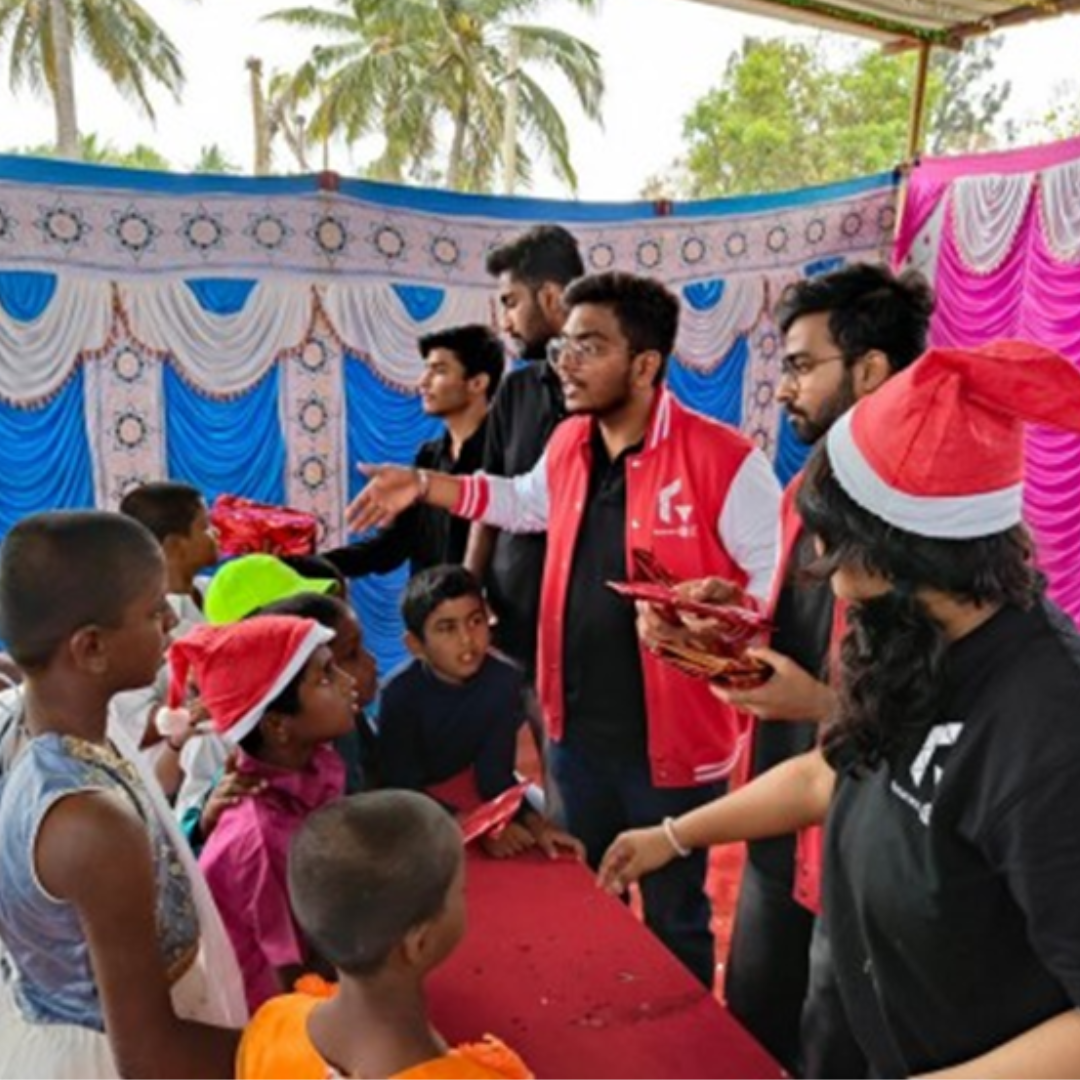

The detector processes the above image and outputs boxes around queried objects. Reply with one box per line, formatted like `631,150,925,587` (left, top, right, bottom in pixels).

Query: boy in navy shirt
378,565,581,861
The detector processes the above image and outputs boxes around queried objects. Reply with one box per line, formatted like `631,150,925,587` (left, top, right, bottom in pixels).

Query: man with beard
466,225,583,681
641,262,934,1075
346,271,781,988
322,324,504,579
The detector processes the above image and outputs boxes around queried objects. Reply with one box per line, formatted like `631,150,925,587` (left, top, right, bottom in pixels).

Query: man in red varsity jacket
636,263,935,1076
348,271,780,988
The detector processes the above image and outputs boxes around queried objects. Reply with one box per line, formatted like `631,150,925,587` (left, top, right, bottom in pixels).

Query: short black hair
401,565,484,640
119,481,206,545
255,591,353,629
485,224,584,288
0,511,164,670
774,263,935,374
418,324,506,402
288,790,462,976
562,271,680,383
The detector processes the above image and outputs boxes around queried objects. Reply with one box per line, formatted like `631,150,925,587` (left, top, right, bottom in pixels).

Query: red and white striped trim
647,389,673,451
224,623,335,746
826,410,1023,539
454,475,491,521
691,732,747,784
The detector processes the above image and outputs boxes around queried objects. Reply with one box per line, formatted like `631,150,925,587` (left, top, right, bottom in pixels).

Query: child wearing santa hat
598,340,1080,1077
170,615,358,1012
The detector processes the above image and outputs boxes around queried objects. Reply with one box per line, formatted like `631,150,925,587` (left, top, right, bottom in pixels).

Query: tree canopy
662,36,1012,198
264,0,604,193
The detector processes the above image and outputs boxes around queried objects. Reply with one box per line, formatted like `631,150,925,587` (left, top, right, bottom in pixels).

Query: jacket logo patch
657,479,695,536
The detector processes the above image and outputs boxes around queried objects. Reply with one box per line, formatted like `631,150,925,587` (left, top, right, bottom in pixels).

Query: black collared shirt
324,420,487,579
483,361,566,675
561,425,648,760
747,529,834,882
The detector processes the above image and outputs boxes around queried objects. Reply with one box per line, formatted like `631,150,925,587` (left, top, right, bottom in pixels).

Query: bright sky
0,0,1077,199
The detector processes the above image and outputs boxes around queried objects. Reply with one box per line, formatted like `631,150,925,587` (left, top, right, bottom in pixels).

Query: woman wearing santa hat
600,340,1080,1077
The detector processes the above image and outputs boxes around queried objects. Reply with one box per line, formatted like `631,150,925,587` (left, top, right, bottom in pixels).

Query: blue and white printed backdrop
0,157,897,672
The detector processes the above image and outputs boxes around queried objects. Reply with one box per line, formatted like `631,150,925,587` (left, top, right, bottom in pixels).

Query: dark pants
547,740,722,989
725,860,865,1078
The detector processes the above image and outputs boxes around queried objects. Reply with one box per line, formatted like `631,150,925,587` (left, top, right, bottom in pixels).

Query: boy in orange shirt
236,790,531,1080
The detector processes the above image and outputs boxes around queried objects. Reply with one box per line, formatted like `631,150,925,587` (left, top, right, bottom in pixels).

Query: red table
428,851,783,1079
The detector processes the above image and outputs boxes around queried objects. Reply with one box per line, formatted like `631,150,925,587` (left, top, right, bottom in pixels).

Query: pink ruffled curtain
896,138,1080,624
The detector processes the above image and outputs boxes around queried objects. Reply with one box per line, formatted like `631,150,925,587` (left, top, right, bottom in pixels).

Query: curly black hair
796,444,1043,772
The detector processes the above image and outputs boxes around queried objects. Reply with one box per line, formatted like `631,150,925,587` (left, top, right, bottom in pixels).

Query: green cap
204,554,338,625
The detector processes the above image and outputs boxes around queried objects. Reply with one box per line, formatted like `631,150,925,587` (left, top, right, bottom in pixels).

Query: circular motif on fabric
0,207,16,242
115,412,148,449
300,340,329,372
751,427,772,452
680,236,707,265
245,212,292,253
636,239,663,270
300,398,328,433
299,455,328,491
724,232,747,258
766,226,789,253
804,218,827,245
38,205,90,249
373,224,405,260
110,209,159,258
755,379,774,407
430,235,460,268
877,204,897,233
841,212,864,238
180,209,227,254
113,349,144,383
757,329,779,358
588,242,615,270
314,215,349,257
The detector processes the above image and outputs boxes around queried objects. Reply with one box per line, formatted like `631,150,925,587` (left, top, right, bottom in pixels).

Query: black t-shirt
323,421,487,579
747,529,834,882
482,362,566,675
561,428,648,761
376,653,525,802
824,600,1080,1077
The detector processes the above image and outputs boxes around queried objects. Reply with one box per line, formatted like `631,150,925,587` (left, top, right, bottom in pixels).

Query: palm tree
0,0,185,160
265,0,603,194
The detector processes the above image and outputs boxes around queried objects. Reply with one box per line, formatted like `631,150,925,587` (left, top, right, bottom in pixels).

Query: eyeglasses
546,336,610,369
779,353,848,381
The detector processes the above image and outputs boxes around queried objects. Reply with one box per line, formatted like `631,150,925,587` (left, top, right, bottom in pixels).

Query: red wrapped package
609,548,773,688
209,494,319,558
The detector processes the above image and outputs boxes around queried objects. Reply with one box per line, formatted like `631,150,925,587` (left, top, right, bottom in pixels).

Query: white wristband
662,815,691,858
415,468,431,502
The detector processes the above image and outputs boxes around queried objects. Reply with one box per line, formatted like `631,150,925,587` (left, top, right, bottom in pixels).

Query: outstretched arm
597,748,834,894
345,454,550,537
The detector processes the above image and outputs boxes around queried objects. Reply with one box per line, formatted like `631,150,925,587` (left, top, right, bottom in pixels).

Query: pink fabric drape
898,142,1080,624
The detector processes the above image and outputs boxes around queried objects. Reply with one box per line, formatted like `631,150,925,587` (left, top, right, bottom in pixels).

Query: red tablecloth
428,851,783,1080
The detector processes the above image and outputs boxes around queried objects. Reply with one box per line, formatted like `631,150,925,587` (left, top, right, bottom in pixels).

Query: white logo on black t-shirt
890,722,964,826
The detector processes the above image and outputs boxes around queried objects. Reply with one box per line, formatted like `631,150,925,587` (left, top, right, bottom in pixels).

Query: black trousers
725,860,866,1077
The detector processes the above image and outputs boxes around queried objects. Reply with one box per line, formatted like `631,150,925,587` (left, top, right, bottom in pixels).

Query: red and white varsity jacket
454,388,781,788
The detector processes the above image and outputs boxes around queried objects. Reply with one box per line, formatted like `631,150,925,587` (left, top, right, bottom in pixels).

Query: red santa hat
167,615,334,746
825,340,1080,539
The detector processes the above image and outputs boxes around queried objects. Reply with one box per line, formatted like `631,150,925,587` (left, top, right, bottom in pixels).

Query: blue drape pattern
666,336,748,428
164,363,286,507
774,410,813,487
0,271,58,322
344,354,442,678
0,367,93,533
